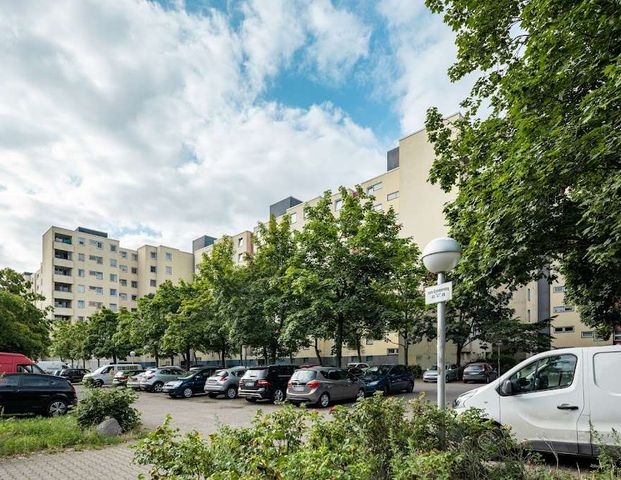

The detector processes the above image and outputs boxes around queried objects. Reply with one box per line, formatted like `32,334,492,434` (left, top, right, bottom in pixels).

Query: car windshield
291,370,317,382
92,366,108,374
466,364,484,371
214,370,227,376
364,366,389,376
245,368,267,378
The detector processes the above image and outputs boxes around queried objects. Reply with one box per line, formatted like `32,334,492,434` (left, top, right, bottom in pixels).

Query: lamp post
422,237,462,410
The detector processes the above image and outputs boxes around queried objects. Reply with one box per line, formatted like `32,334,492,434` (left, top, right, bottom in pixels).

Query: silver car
286,367,366,408
204,366,246,399
139,366,186,392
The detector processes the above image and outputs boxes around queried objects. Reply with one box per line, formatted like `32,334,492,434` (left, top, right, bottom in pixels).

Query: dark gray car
462,363,497,383
286,367,366,408
204,366,246,399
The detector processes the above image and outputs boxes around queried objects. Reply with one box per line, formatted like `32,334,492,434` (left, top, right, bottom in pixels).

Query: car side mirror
500,379,514,396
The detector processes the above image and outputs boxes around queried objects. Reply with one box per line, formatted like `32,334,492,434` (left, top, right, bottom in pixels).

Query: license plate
293,386,305,392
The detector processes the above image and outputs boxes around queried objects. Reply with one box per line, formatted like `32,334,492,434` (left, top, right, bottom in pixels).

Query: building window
89,286,103,295
553,326,575,333
367,182,382,194
150,266,157,273
120,279,127,286
109,303,117,311
165,252,172,261
89,255,103,264
131,281,138,288
78,269,85,277
77,284,85,293
387,348,399,355
110,288,117,296
120,251,127,259
89,270,103,280
110,273,118,282
238,253,244,263
131,267,138,274
120,264,128,272
290,212,297,224
78,237,85,245
89,239,103,249
131,253,138,261
581,331,593,338
165,266,172,275
110,245,117,252
77,300,85,309
527,288,531,301
237,237,244,248
78,316,84,321
88,301,102,308
150,279,156,287
527,309,531,322
387,191,399,201
373,204,383,212
131,295,137,301
110,259,117,267
78,253,85,262
334,199,343,211
150,251,157,260
553,305,575,313
119,293,127,300
553,285,566,293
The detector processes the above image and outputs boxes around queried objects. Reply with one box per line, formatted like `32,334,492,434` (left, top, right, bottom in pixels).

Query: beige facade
193,230,254,272
33,226,193,321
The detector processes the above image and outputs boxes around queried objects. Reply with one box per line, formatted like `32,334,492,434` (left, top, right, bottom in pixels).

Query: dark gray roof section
387,147,399,171
269,196,302,218
192,235,216,252
76,227,108,238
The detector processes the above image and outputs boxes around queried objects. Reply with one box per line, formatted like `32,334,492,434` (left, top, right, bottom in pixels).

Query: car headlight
453,390,477,408
367,381,379,387
167,381,182,388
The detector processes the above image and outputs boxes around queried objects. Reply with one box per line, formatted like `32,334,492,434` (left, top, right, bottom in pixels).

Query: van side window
510,354,577,394
17,364,39,374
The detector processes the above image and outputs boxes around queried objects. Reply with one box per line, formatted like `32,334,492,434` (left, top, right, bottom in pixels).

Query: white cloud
0,0,383,272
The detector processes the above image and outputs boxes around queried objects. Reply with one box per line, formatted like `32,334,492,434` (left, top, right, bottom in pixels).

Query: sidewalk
0,444,148,480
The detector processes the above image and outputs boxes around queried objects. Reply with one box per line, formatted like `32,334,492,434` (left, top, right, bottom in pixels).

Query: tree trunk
314,338,323,365
112,354,117,364
186,347,191,369
356,337,362,363
289,353,293,364
335,315,344,368
402,330,409,367
262,347,268,365
239,346,243,366
456,343,463,367
97,358,100,367
155,350,159,367
170,355,174,366
270,344,277,365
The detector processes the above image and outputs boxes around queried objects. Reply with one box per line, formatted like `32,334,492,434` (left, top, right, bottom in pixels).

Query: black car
162,367,216,398
58,368,90,383
0,373,77,416
238,365,298,403
361,364,415,396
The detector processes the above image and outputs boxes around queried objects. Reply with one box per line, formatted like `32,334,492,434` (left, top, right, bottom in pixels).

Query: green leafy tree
291,187,402,367
84,307,130,363
0,268,51,358
380,241,431,366
50,320,76,363
424,0,621,334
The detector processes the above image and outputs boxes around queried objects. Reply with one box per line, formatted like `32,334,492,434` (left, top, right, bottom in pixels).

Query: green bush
82,376,97,388
136,394,603,479
407,364,423,378
75,388,140,432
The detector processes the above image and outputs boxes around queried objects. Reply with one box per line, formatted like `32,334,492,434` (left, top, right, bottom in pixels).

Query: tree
291,187,402,367
0,268,51,358
424,0,621,334
50,320,75,363
379,241,431,366
84,307,130,363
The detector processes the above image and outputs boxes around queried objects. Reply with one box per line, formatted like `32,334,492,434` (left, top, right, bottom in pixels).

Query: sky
0,0,473,272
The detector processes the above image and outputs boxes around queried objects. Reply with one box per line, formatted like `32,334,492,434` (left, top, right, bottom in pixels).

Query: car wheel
273,388,285,403
245,397,256,403
183,387,193,398
318,392,330,408
153,382,164,393
226,386,237,399
382,384,390,396
95,379,104,388
356,389,366,401
406,381,414,393
47,399,68,416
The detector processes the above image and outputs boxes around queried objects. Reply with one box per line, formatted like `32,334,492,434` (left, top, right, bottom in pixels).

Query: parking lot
79,380,478,435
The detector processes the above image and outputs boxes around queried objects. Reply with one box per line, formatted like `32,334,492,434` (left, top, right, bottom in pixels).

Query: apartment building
33,226,193,322
192,231,253,272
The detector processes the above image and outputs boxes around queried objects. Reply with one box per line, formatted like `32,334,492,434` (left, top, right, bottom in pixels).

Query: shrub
82,376,97,388
75,388,140,432
407,364,423,378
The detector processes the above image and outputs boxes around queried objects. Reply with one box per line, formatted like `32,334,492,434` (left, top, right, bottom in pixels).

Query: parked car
204,366,247,399
0,373,77,416
83,363,143,387
36,361,69,374
287,366,366,408
346,362,369,370
423,364,460,383
58,368,90,383
462,363,497,383
238,365,298,403
163,368,217,398
0,352,45,374
453,346,621,457
361,364,415,396
128,368,156,390
112,368,144,387
139,366,186,392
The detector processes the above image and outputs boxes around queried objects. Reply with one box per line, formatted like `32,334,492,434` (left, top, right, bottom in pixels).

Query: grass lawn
0,415,137,457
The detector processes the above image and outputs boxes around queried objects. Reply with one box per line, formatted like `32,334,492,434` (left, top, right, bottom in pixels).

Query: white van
37,361,70,374
83,363,142,386
453,346,620,456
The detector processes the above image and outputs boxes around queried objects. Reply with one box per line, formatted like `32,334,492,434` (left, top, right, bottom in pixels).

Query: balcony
54,248,72,261
54,291,73,301
54,267,72,277
53,274,73,284
54,257,73,268
53,307,73,317
54,234,73,245
54,299,72,309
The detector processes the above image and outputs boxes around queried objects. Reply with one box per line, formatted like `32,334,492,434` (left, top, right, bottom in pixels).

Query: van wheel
153,382,164,393
382,384,390,396
318,392,330,408
183,387,193,398
47,399,68,416
226,386,237,399
273,388,285,403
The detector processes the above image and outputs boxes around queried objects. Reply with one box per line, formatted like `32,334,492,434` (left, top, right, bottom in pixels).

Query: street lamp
422,237,462,410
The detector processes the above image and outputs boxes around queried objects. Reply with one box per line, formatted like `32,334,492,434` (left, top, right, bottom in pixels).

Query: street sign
425,281,453,305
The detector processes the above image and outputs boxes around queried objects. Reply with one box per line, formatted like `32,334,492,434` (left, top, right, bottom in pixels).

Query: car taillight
306,380,320,389
287,381,292,387
146,372,155,378
218,375,227,382
257,379,269,387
